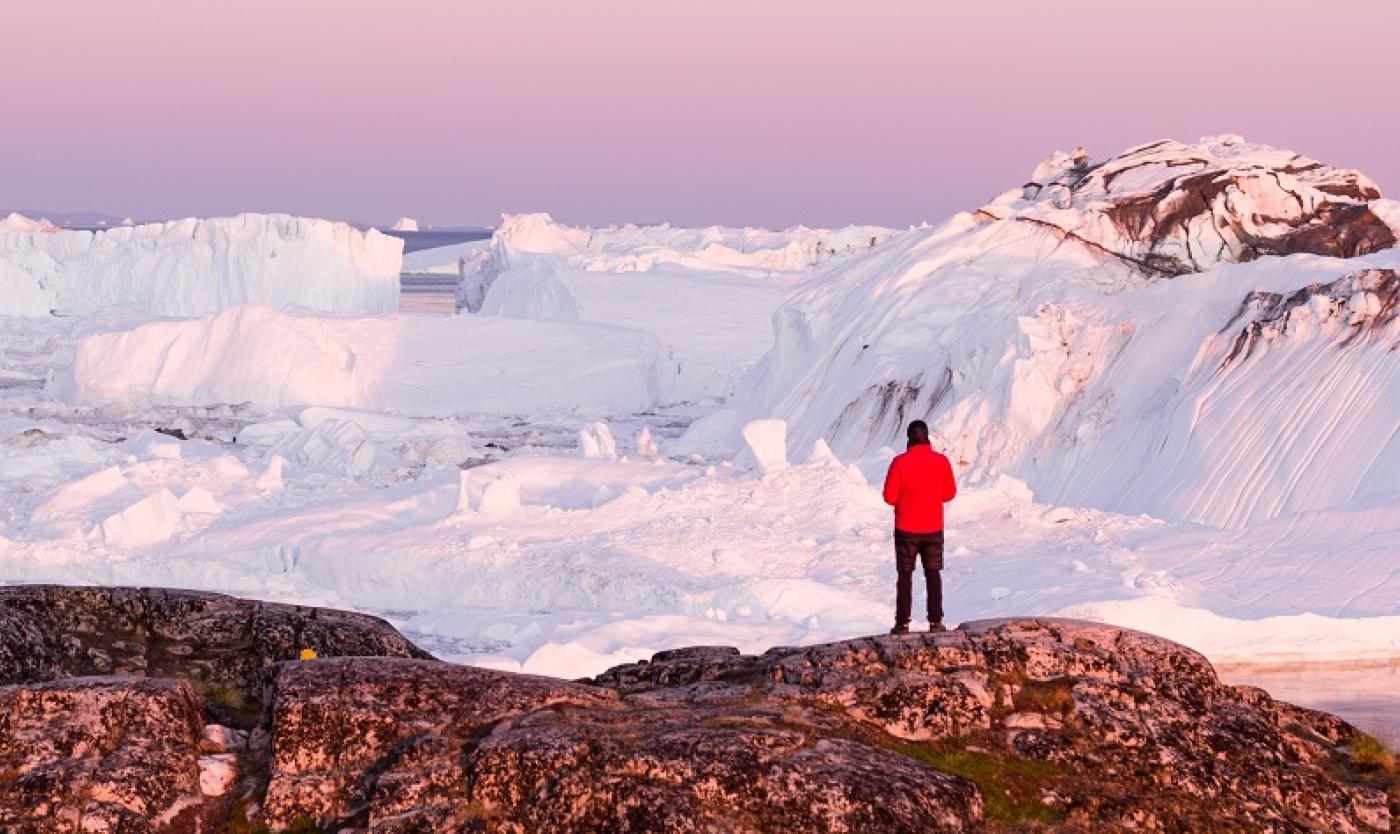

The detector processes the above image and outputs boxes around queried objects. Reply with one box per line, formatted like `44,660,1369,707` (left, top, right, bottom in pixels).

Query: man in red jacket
882,420,957,634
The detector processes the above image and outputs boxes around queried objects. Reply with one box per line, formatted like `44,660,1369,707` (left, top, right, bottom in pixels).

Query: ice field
1,137,1396,698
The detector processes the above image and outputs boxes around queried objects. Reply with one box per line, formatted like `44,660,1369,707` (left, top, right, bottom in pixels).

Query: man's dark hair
906,420,930,445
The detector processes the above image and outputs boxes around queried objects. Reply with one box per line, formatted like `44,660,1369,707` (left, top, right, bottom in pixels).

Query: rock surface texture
0,584,429,721
256,620,1399,832
0,586,430,832
0,587,1394,833
0,677,209,833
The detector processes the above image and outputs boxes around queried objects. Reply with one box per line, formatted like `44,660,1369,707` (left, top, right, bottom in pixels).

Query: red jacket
882,444,957,533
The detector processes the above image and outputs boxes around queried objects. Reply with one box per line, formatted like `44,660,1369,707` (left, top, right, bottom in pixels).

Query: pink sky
1,0,1395,228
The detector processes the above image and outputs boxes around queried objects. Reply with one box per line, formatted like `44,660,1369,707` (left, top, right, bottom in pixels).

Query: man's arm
941,455,957,502
882,457,901,506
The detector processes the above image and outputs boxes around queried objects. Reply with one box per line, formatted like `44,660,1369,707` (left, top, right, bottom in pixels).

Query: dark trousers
894,530,944,627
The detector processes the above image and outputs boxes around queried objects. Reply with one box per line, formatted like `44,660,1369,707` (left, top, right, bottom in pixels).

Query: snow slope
65,305,676,416
682,137,1400,527
0,213,402,317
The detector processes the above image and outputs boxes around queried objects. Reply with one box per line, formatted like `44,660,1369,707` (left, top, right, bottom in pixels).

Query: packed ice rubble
1,427,1394,677
456,212,895,401
682,136,1400,528
461,212,893,305
0,213,402,317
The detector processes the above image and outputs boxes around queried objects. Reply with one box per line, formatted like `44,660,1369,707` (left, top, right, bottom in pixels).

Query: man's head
906,420,930,446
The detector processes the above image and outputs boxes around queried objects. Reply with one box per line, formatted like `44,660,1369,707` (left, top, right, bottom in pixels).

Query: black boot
929,622,946,633
889,624,910,635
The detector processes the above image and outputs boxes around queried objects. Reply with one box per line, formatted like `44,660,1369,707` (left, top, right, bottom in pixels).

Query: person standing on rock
882,420,957,634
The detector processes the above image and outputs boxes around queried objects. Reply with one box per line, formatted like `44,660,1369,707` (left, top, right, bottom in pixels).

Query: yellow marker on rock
299,648,318,660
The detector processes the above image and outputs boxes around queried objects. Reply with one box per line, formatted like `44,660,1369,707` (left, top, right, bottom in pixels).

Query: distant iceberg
0,212,402,317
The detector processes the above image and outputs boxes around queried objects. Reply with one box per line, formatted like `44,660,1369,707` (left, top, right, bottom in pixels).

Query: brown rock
1,587,1393,833
464,707,982,833
0,584,430,722
1012,138,1399,280
0,677,207,833
260,657,616,828
259,656,985,832
592,618,1395,833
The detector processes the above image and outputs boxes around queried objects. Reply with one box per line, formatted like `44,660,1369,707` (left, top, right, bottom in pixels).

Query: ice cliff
0,212,402,316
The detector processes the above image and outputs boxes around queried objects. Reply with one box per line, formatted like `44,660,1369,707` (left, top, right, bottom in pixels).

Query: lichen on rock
0,587,1393,833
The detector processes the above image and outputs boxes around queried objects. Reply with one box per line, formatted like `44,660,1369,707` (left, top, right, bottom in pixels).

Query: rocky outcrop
0,677,210,833
0,586,431,832
260,658,618,828
0,588,1394,833
259,657,982,832
0,585,429,724
589,619,1396,832
255,619,1394,833
981,134,1398,280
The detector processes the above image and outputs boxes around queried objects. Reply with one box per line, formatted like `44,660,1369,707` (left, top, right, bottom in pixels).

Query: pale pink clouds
0,0,1395,228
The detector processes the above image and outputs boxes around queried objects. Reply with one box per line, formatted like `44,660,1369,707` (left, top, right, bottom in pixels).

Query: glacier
0,212,402,317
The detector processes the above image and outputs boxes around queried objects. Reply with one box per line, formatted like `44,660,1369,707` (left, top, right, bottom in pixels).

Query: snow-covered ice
681,137,1400,527
471,212,893,280
0,425,1393,677
66,305,678,415
0,212,60,234
0,213,402,317
401,239,489,275
457,213,896,401
577,422,618,460
739,419,790,475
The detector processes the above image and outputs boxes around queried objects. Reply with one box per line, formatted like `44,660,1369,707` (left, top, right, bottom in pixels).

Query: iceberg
680,136,1400,527
66,304,678,416
0,212,402,317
